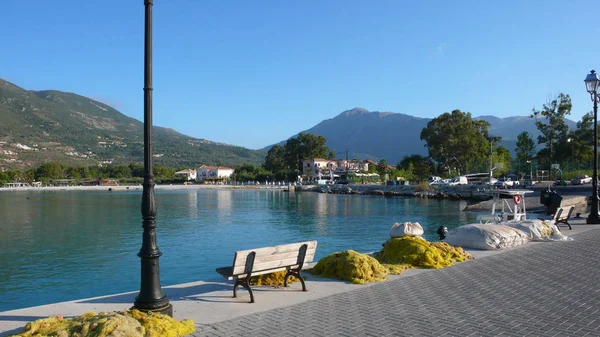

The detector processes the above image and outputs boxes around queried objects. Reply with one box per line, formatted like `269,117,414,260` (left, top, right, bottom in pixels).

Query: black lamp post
585,70,600,224
133,0,173,316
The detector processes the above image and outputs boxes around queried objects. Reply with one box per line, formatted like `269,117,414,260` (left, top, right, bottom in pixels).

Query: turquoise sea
0,189,478,311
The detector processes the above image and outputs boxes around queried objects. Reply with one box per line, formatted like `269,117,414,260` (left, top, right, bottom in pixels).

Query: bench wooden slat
235,248,316,264
232,241,317,267
219,266,292,280
232,252,316,275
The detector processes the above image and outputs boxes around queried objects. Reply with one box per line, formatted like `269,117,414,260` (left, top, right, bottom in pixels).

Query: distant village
175,158,381,185
2,157,384,188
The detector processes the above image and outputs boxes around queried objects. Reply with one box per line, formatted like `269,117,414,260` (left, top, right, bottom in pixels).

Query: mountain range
269,107,577,164
0,78,266,169
0,78,578,170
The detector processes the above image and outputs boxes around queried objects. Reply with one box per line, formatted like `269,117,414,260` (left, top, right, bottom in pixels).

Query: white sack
445,224,530,250
503,220,573,242
548,222,574,241
502,219,550,241
389,222,424,237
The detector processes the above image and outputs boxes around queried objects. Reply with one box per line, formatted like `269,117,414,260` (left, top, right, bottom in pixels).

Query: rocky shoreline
296,183,589,213
299,183,492,201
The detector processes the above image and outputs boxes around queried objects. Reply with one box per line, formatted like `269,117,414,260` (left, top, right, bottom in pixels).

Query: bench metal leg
284,269,307,291
233,279,255,303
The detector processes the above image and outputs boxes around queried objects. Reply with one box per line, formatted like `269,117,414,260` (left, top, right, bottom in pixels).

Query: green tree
567,111,596,164
110,165,133,179
35,161,65,181
493,146,513,177
153,164,175,181
264,133,334,181
264,145,287,173
129,163,145,178
376,159,389,176
420,109,490,175
288,133,334,171
530,93,572,166
515,132,536,173
398,155,434,182
0,171,9,185
66,167,82,180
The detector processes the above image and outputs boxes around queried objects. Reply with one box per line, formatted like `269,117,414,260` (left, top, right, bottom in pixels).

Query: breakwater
297,183,590,213
297,184,492,201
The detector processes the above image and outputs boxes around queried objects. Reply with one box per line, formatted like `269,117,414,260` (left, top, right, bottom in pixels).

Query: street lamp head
585,70,600,94
567,138,572,143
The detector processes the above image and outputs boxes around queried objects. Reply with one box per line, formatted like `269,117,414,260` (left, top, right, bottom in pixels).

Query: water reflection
0,189,478,312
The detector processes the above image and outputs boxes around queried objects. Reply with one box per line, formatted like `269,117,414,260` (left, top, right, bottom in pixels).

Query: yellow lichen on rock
376,236,473,269
9,310,195,337
127,310,195,337
429,242,474,262
250,270,300,286
307,250,388,284
381,263,412,275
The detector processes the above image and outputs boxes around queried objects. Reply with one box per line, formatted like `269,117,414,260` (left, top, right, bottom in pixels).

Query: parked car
430,178,450,186
571,175,592,185
493,177,515,188
483,178,498,185
448,176,468,186
519,174,536,187
428,176,442,185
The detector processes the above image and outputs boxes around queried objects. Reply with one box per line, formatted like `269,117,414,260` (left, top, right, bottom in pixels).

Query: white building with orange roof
302,158,337,178
195,165,234,183
175,169,197,181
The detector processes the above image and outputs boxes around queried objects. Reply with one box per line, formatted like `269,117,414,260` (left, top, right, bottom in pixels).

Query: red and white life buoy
513,195,522,205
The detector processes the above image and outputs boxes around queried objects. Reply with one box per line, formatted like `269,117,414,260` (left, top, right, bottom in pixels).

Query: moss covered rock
10,309,195,337
376,236,473,269
307,250,388,284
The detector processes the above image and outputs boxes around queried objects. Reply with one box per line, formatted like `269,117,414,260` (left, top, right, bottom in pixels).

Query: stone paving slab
192,223,600,336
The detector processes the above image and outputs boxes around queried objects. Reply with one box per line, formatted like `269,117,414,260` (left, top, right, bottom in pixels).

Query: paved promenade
193,221,600,337
2,219,600,336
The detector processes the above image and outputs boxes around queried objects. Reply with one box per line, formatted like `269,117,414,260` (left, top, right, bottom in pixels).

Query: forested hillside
0,78,266,169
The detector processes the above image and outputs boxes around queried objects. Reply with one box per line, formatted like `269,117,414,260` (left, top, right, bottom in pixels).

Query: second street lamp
584,70,600,224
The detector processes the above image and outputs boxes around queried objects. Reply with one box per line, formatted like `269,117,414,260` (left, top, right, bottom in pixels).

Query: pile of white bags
389,222,424,237
502,219,573,242
445,224,530,250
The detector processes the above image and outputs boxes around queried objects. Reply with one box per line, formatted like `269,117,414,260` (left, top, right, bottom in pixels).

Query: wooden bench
553,206,574,230
216,240,317,303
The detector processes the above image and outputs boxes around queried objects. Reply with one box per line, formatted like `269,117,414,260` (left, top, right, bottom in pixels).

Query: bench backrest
553,206,574,221
231,240,317,277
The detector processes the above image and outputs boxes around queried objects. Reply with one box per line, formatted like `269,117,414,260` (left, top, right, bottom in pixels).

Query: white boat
477,189,535,223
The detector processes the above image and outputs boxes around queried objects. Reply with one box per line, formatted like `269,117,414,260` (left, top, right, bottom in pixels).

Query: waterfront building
175,169,197,181
302,158,371,181
195,165,234,184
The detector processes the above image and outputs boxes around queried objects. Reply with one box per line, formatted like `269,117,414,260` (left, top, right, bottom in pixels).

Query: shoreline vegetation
0,184,288,193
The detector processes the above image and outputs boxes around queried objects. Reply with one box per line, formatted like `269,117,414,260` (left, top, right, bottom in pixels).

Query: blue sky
1,1,599,149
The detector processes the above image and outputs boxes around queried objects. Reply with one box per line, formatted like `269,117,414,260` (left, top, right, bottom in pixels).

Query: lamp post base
132,303,173,317
587,212,600,224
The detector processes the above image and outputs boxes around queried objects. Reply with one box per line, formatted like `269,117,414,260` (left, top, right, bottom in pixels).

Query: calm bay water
0,189,477,311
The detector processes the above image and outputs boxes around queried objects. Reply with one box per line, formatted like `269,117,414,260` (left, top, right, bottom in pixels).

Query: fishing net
9,309,195,337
